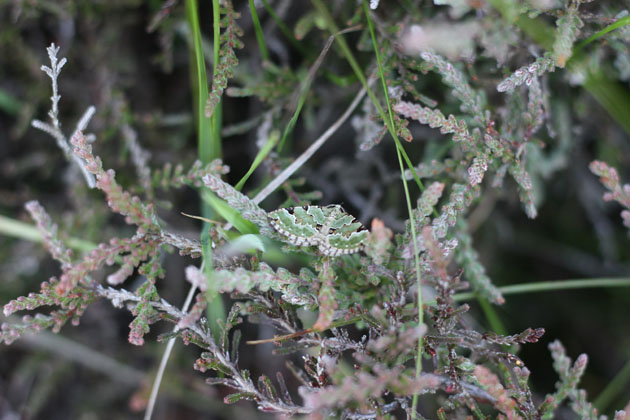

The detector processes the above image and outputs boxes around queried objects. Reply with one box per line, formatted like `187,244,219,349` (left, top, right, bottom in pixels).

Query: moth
267,205,368,257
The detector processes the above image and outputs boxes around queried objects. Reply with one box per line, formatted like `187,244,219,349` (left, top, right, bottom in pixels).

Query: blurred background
1,1,629,418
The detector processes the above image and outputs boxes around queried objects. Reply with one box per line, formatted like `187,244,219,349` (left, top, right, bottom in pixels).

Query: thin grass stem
310,0,425,193
453,277,630,301
361,3,424,417
144,272,200,420
248,0,270,62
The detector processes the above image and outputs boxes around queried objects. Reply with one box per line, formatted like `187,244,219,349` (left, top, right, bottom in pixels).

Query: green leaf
248,0,269,61
186,0,220,163
235,130,280,191
226,233,266,254
201,225,225,340
573,15,630,53
0,214,95,253
201,190,259,235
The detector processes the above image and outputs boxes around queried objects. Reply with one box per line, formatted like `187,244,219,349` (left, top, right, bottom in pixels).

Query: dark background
1,1,629,418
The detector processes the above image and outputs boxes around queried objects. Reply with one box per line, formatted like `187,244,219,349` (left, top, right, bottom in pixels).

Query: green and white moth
267,205,368,257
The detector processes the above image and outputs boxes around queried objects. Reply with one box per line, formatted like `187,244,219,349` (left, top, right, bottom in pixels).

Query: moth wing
268,208,319,245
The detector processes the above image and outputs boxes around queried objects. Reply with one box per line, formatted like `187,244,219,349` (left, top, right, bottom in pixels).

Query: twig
218,82,370,234
32,43,96,188
143,267,200,420
96,279,310,415
252,83,369,206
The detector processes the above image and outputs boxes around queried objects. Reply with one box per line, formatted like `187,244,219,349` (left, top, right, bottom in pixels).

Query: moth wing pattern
267,205,368,256
305,205,328,225
268,207,319,246
324,214,368,256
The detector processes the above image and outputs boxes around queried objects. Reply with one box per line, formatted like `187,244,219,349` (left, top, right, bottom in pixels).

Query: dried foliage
1,0,629,419
205,0,244,118
590,160,630,233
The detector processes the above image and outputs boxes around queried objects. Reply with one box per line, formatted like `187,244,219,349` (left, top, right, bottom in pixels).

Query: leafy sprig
205,0,243,118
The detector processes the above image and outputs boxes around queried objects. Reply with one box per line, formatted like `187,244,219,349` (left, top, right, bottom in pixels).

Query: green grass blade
201,191,259,235
235,130,280,191
277,85,308,152
323,70,357,87
0,214,96,252
574,15,630,52
200,234,224,340
187,0,226,341
311,0,425,193
453,277,630,301
477,297,507,335
362,3,424,416
186,0,219,163
248,0,270,62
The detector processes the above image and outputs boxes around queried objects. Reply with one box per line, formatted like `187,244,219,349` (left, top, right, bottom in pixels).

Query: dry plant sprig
538,340,596,419
498,0,585,92
24,200,73,271
3,1,628,417
454,220,504,304
70,130,159,234
395,52,538,219
589,160,630,232
553,1,584,68
122,124,153,199
152,159,230,191
418,52,486,125
202,174,273,236
251,84,370,207
205,0,243,118
31,43,96,188
497,54,556,93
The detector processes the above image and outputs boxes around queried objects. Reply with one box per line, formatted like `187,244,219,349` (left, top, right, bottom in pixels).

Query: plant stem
310,0,425,193
453,277,630,301
574,15,630,52
144,275,199,420
0,214,95,252
248,0,270,62
362,2,423,417
251,85,368,206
